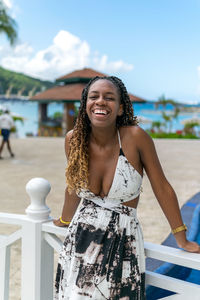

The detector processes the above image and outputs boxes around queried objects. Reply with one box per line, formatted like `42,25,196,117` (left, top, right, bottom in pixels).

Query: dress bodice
77,130,142,210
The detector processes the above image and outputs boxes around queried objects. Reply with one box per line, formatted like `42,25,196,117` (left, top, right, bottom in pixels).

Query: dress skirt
54,198,146,300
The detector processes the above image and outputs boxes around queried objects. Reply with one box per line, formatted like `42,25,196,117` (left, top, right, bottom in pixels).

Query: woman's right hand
53,218,69,227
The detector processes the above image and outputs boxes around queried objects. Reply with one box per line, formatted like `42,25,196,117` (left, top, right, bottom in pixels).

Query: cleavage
88,146,120,198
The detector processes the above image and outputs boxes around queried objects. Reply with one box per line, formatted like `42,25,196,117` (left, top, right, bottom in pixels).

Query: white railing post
21,177,54,300
0,236,10,300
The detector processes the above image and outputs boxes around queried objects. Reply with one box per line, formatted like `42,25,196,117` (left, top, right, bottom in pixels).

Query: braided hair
66,76,138,193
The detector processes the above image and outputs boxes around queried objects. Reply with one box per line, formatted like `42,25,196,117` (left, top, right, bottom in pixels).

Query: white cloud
93,54,133,72
2,0,12,9
0,43,34,74
0,30,134,81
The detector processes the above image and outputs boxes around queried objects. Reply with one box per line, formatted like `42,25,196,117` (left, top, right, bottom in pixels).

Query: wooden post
38,103,48,137
62,102,75,135
38,103,48,123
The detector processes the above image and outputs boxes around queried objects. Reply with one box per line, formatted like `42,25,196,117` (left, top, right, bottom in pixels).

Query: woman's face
86,79,123,128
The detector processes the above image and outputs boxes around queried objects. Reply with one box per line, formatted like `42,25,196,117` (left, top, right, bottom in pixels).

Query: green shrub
148,131,199,139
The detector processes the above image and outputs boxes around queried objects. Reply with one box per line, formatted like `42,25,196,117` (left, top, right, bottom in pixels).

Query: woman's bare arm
136,127,200,253
53,130,81,227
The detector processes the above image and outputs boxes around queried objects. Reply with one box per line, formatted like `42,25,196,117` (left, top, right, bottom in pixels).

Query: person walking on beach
54,76,200,300
0,109,15,159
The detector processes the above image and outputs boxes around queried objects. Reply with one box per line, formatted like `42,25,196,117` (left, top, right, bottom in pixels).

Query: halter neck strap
117,130,122,149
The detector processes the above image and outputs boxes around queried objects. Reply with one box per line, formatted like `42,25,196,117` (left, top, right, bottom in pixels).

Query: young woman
54,76,200,300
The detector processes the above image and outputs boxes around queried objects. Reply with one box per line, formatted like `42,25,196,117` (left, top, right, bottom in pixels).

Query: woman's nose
96,96,105,105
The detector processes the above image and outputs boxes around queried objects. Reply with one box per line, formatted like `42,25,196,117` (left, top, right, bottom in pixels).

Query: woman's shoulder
120,125,150,140
120,125,153,151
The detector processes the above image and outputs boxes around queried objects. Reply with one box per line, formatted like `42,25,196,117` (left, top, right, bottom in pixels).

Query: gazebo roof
30,67,146,103
129,93,146,103
31,83,146,103
56,68,106,83
31,83,86,102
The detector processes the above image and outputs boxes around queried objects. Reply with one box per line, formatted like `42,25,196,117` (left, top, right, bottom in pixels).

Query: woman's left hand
53,218,69,227
178,240,200,253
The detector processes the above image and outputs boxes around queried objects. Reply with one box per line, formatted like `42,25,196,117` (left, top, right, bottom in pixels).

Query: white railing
0,178,200,300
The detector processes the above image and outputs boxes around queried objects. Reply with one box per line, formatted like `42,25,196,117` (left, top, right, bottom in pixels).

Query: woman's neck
90,126,118,148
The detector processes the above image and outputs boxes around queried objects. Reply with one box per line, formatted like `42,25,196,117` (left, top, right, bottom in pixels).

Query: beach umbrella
137,115,152,124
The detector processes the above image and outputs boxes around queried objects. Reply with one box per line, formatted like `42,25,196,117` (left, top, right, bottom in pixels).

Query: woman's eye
105,97,114,101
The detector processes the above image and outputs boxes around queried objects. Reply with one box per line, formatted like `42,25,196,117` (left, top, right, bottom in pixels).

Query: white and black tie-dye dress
55,131,146,300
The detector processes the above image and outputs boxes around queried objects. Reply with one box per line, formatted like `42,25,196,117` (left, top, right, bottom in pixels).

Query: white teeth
94,109,108,115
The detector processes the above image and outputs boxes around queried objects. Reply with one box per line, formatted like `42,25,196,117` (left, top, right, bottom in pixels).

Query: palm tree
183,121,199,136
151,120,163,133
154,94,168,109
155,94,180,133
0,0,17,45
162,111,172,132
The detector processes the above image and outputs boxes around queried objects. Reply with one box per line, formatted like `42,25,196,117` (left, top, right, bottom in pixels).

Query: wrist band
171,224,187,234
60,216,70,225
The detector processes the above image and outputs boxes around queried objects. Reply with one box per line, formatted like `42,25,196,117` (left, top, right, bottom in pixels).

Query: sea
0,99,200,138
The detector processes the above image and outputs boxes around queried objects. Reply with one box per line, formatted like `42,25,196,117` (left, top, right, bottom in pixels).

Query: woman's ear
118,104,123,116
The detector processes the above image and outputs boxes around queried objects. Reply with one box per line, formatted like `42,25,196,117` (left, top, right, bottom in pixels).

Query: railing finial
25,177,51,221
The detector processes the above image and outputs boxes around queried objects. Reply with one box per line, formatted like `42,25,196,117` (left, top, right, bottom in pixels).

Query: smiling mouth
93,109,109,115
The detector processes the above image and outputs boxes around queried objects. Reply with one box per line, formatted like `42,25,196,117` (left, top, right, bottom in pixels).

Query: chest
88,143,119,197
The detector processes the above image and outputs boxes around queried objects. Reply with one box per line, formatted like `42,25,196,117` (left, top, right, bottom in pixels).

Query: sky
1,0,200,104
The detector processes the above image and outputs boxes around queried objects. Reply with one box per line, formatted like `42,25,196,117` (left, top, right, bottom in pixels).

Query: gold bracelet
171,224,187,234
60,216,71,225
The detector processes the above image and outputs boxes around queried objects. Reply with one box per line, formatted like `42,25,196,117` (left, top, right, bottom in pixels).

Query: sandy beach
0,137,200,299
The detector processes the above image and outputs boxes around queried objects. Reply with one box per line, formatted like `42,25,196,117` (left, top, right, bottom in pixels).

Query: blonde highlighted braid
66,76,138,193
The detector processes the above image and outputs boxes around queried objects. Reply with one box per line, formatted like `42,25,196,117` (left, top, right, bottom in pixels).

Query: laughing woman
54,76,200,300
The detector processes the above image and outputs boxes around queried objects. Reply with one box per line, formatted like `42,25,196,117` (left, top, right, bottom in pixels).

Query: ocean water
0,101,64,137
134,102,200,132
0,100,200,138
